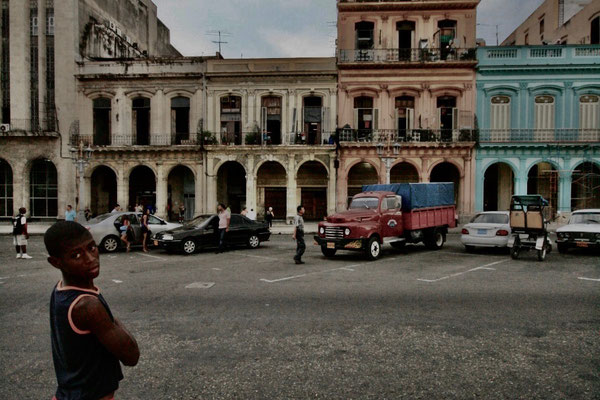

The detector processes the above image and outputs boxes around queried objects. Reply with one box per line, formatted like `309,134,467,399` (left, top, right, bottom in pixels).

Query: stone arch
86,91,116,100
427,158,464,179
347,161,380,206
126,163,157,179
571,161,600,210
295,159,329,178
85,162,119,180
90,165,118,216
29,158,58,217
129,165,157,211
254,158,288,179
167,164,196,221
213,158,247,177
344,158,381,178
0,158,13,217
527,161,559,218
124,89,156,100
483,162,515,211
297,160,329,221
390,161,419,183
217,161,247,214
430,161,461,206
256,161,288,220
348,88,380,99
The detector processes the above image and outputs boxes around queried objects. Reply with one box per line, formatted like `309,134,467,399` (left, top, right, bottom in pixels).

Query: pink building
336,0,479,219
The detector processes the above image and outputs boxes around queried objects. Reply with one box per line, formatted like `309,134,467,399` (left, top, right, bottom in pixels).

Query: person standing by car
216,203,230,254
265,207,274,228
140,209,151,253
178,203,186,224
13,207,32,259
293,205,306,265
119,216,134,252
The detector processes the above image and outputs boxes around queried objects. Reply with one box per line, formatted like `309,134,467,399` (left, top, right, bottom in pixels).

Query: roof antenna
206,30,231,54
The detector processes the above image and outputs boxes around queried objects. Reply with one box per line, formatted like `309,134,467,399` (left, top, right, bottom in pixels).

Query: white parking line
112,279,123,284
260,263,368,284
238,254,280,261
417,260,508,283
578,277,600,282
139,253,166,261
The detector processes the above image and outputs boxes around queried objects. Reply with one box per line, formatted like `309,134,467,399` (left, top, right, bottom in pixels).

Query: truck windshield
570,213,600,224
349,197,379,210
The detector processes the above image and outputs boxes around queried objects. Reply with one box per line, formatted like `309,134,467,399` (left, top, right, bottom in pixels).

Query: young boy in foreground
45,221,139,400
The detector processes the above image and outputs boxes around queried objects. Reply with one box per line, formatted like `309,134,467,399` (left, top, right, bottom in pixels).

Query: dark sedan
152,214,271,255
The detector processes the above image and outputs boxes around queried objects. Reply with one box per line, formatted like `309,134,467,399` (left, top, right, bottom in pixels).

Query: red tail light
461,228,469,235
496,230,509,236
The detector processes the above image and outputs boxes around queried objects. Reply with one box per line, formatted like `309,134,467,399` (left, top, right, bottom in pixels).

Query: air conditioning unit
0,124,10,133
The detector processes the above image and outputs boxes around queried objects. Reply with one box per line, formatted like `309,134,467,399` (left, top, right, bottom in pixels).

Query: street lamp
70,141,94,222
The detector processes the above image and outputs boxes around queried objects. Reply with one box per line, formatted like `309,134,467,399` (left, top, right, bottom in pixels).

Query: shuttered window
534,95,554,140
579,95,599,130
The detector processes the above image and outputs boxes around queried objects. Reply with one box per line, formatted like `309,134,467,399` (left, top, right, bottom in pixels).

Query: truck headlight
344,228,351,236
319,227,325,235
162,234,174,241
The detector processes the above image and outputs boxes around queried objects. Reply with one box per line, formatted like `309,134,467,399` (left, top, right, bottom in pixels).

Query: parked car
556,209,600,253
461,211,511,252
85,212,181,253
153,214,271,255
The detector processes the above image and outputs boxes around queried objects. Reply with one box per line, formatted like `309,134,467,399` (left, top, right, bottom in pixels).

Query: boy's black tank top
50,282,123,400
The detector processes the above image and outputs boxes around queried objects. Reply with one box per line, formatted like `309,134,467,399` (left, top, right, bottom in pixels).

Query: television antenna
206,30,231,54
477,23,501,46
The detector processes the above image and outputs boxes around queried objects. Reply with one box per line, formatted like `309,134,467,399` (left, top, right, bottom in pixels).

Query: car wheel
425,229,445,250
537,245,547,262
510,237,520,260
557,243,568,254
321,246,337,258
365,237,381,261
100,236,120,253
248,234,260,249
181,238,197,255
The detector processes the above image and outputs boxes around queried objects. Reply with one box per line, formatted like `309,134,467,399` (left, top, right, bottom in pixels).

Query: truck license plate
576,241,588,248
327,242,335,249
477,229,487,235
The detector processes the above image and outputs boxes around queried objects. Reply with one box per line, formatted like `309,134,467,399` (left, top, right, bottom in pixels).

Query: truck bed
403,205,456,231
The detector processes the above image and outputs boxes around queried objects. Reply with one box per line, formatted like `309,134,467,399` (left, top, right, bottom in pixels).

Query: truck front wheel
321,246,337,258
365,237,381,261
425,229,445,250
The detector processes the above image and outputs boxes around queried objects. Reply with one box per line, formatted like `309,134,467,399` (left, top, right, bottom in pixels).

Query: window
132,97,151,145
46,11,54,36
524,33,529,45
385,197,398,210
355,21,374,50
93,97,111,146
171,96,190,144
534,95,555,139
303,96,323,145
592,16,599,45
539,18,544,35
579,95,599,133
148,215,163,225
353,96,377,137
29,159,58,217
220,95,242,145
261,96,282,145
0,159,12,217
395,96,414,139
231,215,244,227
490,96,511,132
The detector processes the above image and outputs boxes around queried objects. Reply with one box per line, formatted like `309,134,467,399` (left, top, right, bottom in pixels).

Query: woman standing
265,207,274,228
141,208,151,252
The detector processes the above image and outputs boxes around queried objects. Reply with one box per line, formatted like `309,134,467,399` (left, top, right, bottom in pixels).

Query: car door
228,215,247,245
128,214,142,244
198,215,219,249
381,196,403,238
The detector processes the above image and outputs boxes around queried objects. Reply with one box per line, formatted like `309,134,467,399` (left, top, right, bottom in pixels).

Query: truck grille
325,227,344,239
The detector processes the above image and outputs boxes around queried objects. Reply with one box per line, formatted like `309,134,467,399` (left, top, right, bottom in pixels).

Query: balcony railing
479,129,600,143
70,134,202,148
338,129,477,144
338,48,477,63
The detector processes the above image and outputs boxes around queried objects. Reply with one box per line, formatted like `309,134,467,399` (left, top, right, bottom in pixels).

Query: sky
152,0,546,58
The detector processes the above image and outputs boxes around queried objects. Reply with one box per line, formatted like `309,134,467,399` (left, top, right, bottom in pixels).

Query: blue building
475,45,600,218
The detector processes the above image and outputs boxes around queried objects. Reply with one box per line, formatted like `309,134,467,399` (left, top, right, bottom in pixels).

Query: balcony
477,45,600,68
338,128,477,144
479,129,600,144
69,134,203,148
0,118,59,137
338,48,476,65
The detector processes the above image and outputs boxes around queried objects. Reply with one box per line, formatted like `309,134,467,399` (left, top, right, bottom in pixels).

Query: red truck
314,183,456,260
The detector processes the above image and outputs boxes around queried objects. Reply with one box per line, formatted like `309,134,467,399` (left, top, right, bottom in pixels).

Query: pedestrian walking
135,203,143,213
111,204,121,213
119,216,134,252
13,207,32,259
140,208,151,253
178,203,186,224
248,208,257,221
44,221,139,400
65,205,77,222
216,203,230,254
265,206,274,228
293,205,306,264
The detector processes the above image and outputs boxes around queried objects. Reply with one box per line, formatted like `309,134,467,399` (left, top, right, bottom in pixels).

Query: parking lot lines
417,260,508,283
578,277,600,282
260,263,368,284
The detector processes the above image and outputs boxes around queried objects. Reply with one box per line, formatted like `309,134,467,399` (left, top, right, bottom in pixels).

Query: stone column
286,156,297,223
336,165,348,212
151,90,164,145
195,163,203,217
37,0,47,131
463,156,473,215
155,163,168,219
558,171,572,213
327,156,337,215
9,0,30,129
206,157,217,213
12,161,25,213
116,164,129,209
245,156,256,212
515,159,528,195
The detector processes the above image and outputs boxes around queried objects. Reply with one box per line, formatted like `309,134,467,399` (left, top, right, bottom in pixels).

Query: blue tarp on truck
362,183,455,211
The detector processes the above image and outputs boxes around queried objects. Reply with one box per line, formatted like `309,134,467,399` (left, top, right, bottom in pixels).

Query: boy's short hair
44,221,91,258
297,205,304,213
19,207,26,214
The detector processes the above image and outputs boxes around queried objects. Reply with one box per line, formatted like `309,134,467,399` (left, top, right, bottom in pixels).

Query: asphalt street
0,233,599,399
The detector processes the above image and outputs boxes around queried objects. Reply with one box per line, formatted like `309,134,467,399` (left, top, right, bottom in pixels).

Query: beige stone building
502,0,600,45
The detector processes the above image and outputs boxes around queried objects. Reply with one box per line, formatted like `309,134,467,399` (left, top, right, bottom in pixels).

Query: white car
556,209,600,253
461,211,511,251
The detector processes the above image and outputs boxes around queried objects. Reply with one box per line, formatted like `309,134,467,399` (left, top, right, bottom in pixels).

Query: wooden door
264,188,286,220
301,188,327,221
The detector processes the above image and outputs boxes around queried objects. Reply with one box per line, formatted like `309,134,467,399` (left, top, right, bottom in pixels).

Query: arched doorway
298,161,328,221
168,165,195,221
129,166,156,211
90,166,117,216
217,161,246,214
0,159,13,217
571,162,600,211
430,162,460,204
30,159,58,217
257,161,287,220
347,162,378,206
483,163,514,211
527,162,558,218
390,162,419,183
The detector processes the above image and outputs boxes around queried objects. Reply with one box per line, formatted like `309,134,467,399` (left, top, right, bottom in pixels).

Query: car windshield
349,197,379,210
471,214,508,224
569,213,600,224
87,214,112,224
185,215,214,228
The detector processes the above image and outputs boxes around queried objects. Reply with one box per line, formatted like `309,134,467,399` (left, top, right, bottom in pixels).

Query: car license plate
477,229,487,235
327,242,335,249
153,240,159,247
576,241,588,248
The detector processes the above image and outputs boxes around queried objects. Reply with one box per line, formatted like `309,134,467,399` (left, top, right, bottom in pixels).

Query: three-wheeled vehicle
508,195,552,261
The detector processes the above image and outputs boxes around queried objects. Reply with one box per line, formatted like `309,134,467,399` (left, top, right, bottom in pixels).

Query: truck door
381,196,403,238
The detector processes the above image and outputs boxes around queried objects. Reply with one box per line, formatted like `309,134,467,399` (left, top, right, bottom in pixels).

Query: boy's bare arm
72,297,140,366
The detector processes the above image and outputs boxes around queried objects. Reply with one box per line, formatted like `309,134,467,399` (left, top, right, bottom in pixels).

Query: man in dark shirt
293,205,306,264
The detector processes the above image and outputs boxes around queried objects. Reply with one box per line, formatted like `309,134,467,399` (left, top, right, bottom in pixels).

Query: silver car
84,212,181,253
461,211,511,251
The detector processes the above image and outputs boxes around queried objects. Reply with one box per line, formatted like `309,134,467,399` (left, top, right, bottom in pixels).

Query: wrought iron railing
338,48,476,63
478,129,600,143
337,128,478,143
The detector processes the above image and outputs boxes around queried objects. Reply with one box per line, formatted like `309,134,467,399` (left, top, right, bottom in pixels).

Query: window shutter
407,108,414,130
132,109,137,145
353,108,359,129
452,108,459,131
437,108,441,130
261,106,267,145
373,108,379,131
394,108,399,131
